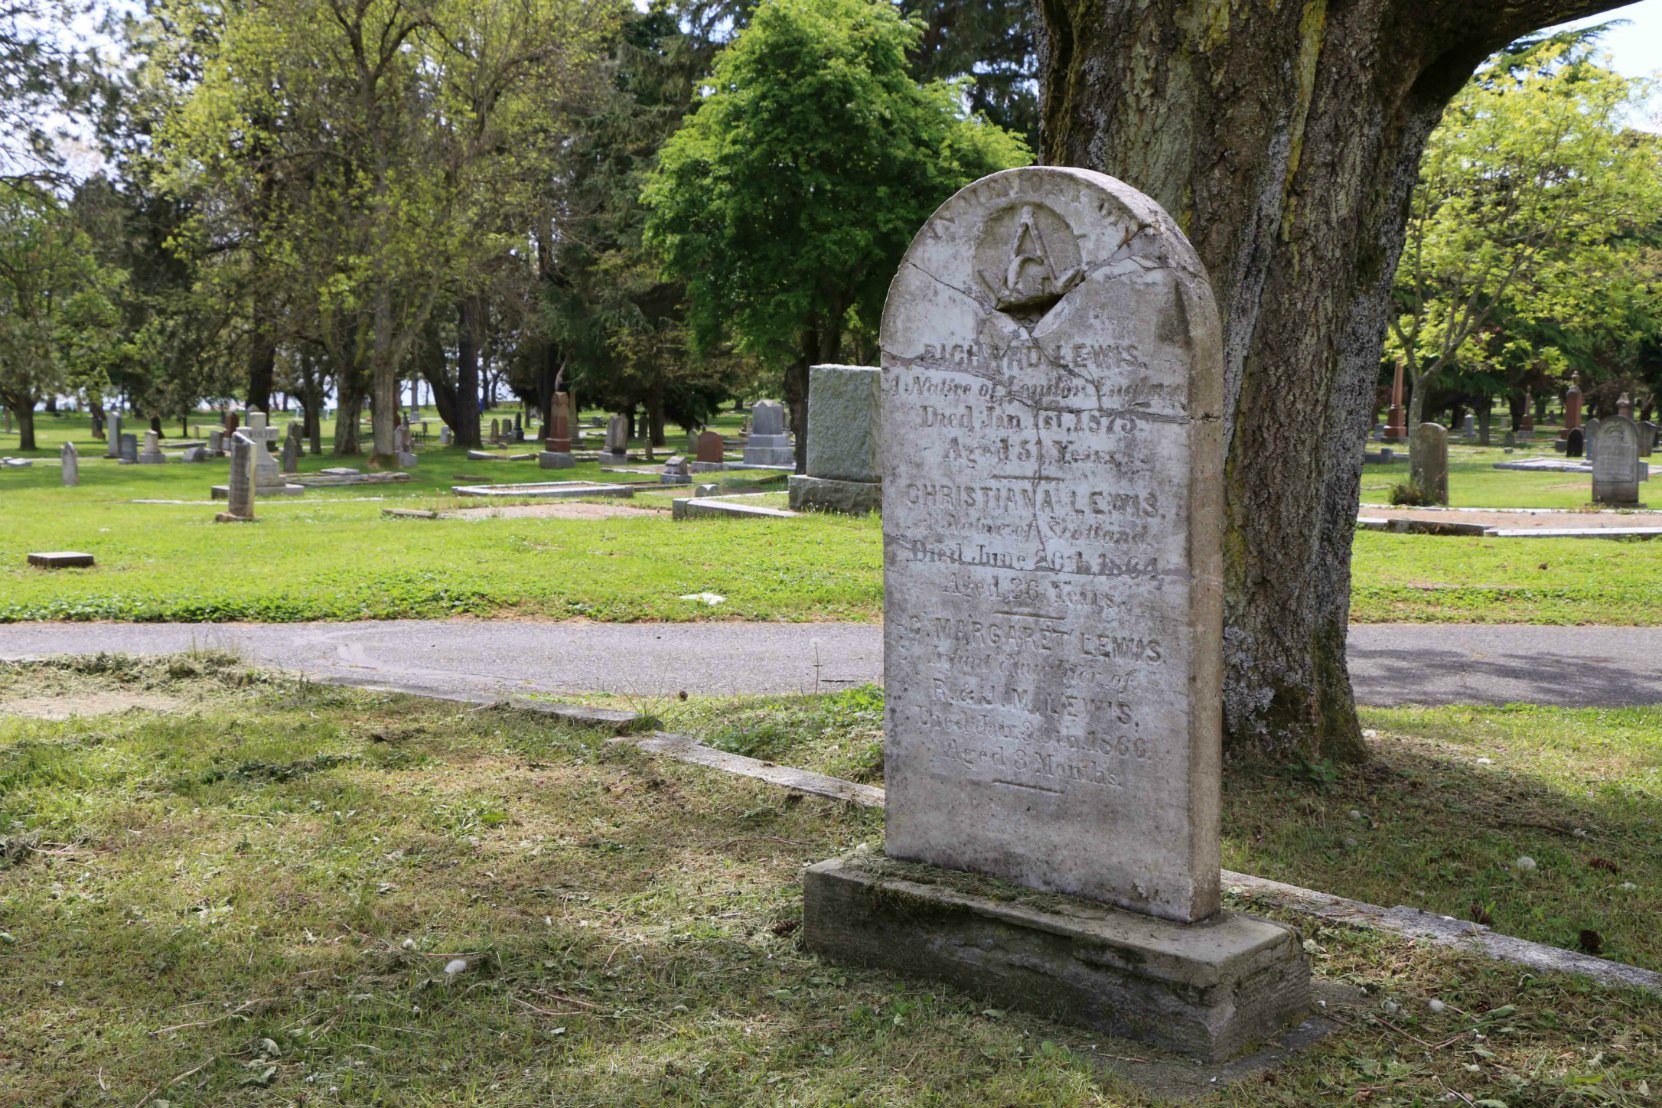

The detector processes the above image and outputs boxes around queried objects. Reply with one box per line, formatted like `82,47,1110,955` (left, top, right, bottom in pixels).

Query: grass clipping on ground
0,659,1657,1105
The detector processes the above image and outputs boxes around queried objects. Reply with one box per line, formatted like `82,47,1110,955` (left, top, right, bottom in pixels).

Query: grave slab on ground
450,480,637,499
26,551,94,569
671,493,798,521
802,166,1309,1061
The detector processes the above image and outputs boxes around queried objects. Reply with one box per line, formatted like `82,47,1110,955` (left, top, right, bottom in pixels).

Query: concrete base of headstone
659,474,692,485
788,474,880,515
538,451,575,470
688,461,728,473
137,453,167,465
803,852,1310,1063
672,495,798,521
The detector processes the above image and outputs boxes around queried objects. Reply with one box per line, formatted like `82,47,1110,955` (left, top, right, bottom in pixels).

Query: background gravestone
1410,423,1449,504
1591,417,1641,507
803,167,1307,1061
789,364,882,514
1585,418,1601,463
105,414,122,458
742,400,794,466
1566,427,1585,459
60,442,78,487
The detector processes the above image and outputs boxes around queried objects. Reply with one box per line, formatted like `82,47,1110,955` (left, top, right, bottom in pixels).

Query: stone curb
616,733,1662,999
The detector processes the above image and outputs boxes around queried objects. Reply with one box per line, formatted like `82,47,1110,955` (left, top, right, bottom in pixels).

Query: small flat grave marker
28,551,94,569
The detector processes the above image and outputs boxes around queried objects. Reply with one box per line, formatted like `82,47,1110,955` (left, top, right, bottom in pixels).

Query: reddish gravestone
695,431,724,464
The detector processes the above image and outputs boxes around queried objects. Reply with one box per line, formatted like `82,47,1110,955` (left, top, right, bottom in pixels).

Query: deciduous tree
1038,0,1644,762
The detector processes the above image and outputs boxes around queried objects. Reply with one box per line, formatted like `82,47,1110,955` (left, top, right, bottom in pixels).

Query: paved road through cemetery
0,621,1660,708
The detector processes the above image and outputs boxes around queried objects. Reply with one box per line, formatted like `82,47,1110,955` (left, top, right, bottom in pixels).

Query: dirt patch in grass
442,501,662,521
0,689,181,719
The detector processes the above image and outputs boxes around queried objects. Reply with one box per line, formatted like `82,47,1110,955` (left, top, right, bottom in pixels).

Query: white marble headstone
879,167,1225,924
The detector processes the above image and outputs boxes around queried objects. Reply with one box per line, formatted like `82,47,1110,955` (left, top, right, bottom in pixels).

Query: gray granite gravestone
208,428,224,455
742,400,794,465
1585,418,1601,462
659,454,691,485
1641,421,1656,458
137,430,167,464
789,364,881,514
801,167,1308,1060
1592,416,1641,506
605,414,630,456
60,442,78,486
1461,413,1476,440
281,425,300,473
105,414,122,458
118,433,138,464
218,432,255,521
1410,422,1449,504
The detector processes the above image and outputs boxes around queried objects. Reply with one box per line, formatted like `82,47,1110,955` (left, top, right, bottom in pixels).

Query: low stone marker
741,400,794,466
540,392,575,469
60,442,78,487
1592,416,1642,507
28,551,94,568
605,414,630,457
138,430,167,464
282,423,301,473
789,363,881,514
118,433,138,464
660,455,691,485
694,431,725,465
801,167,1308,1061
1410,422,1449,504
216,432,256,522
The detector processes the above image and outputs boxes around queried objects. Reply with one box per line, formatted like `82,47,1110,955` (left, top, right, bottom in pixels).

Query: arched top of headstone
884,169,1219,415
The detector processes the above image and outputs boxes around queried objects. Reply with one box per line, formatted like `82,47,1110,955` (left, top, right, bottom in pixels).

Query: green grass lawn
1359,440,1649,510
6,413,1662,625
1,657,1656,1105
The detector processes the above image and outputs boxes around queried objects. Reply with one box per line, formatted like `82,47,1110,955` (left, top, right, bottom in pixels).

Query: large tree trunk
1037,0,1629,762
246,327,276,414
16,405,35,451
334,371,367,456
455,299,485,449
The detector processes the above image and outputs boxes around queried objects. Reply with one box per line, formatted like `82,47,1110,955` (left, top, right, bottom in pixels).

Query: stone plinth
789,474,880,515
27,551,95,569
538,451,575,470
805,854,1309,1063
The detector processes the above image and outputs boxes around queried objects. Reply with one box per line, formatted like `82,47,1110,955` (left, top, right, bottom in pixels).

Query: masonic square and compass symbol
976,203,1085,325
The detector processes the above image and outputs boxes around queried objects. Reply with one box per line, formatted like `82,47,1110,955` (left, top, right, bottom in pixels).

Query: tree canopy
642,0,1029,466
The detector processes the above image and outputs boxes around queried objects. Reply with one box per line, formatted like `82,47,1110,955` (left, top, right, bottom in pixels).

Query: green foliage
0,182,121,446
642,0,1030,374
1388,480,1436,507
1389,31,1662,423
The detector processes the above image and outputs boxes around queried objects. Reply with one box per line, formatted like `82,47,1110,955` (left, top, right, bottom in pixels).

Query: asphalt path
1,621,1660,708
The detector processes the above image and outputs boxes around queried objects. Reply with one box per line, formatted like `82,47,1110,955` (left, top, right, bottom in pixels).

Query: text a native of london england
880,167,1226,925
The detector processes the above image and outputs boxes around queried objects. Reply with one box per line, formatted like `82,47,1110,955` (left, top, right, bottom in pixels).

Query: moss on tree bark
1037,0,1633,762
